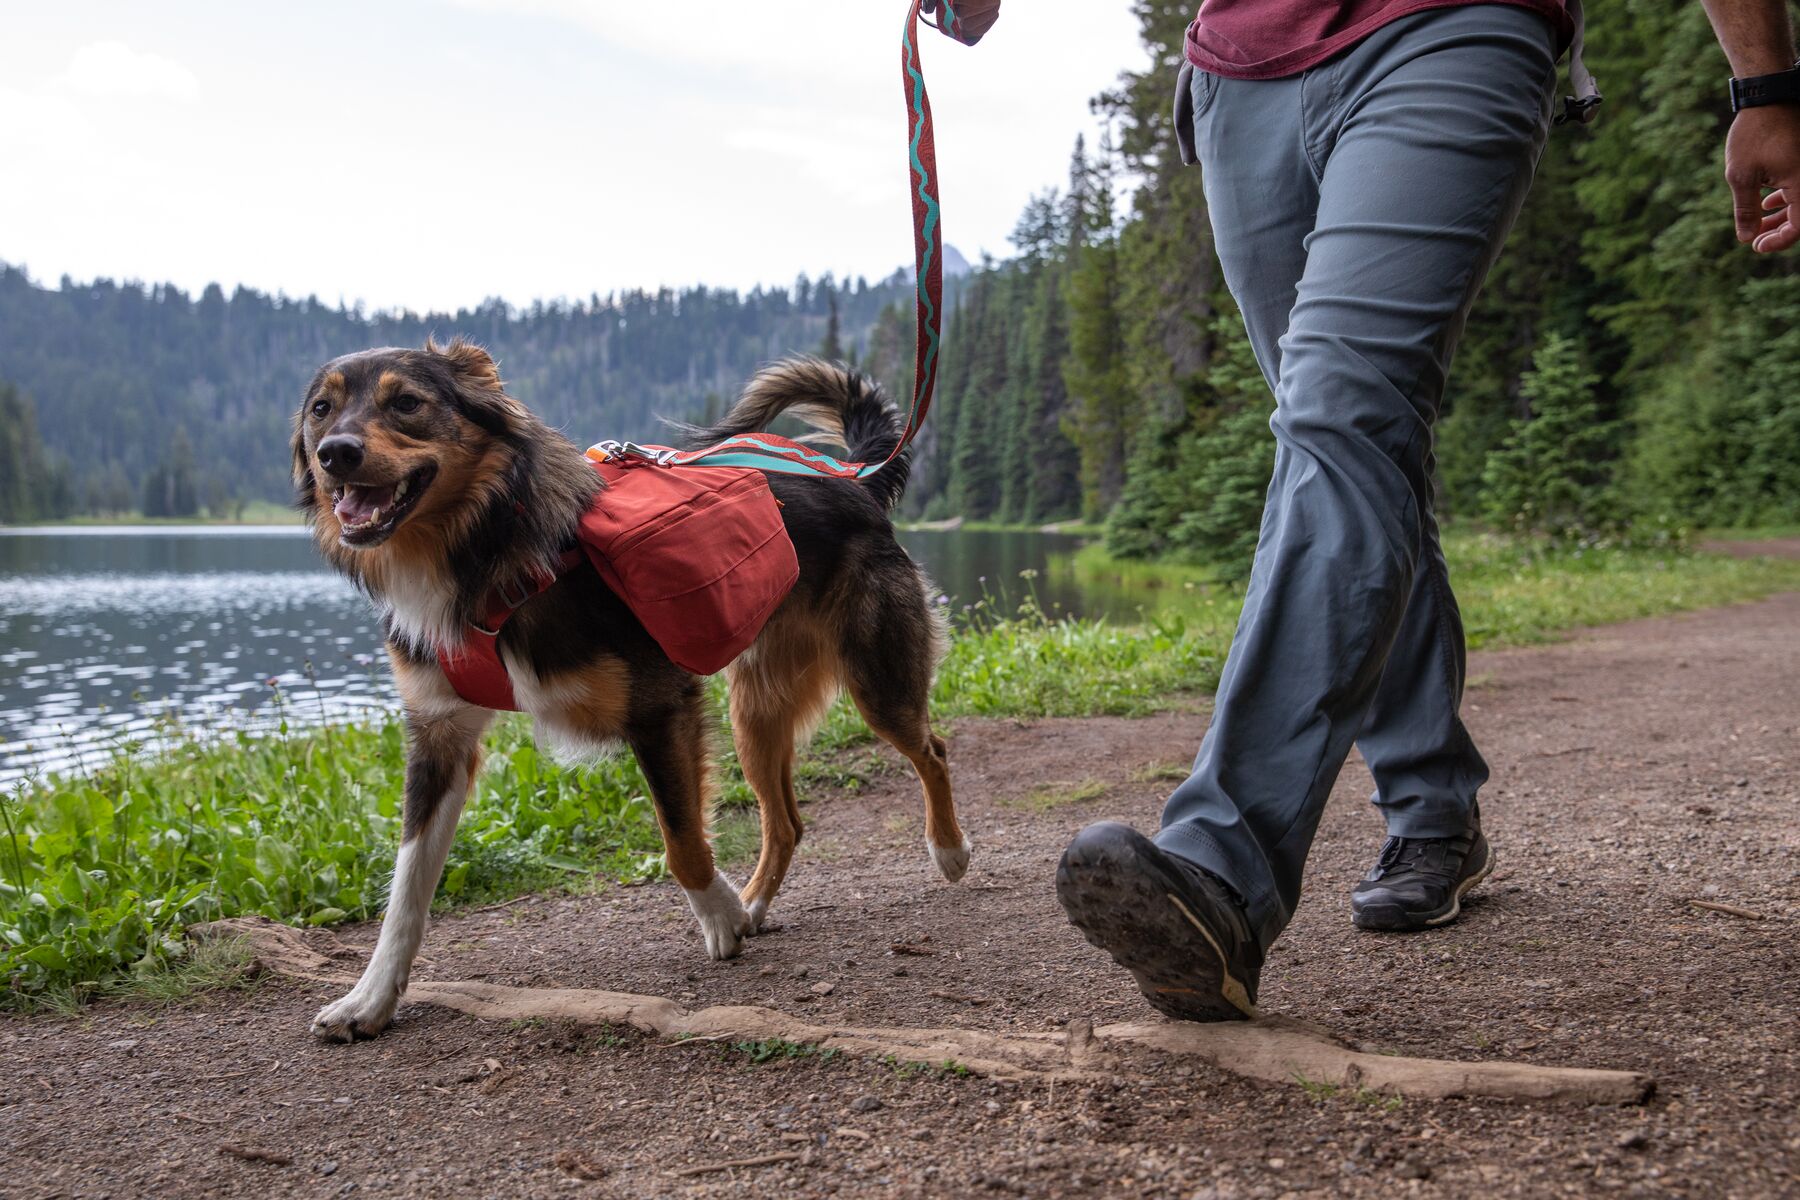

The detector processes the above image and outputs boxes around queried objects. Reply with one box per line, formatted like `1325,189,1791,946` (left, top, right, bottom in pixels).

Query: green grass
1072,530,1800,649
5,532,1798,1008
879,1053,973,1078
1007,778,1111,812
1295,1076,1405,1111
725,1038,841,1065
0,713,671,1007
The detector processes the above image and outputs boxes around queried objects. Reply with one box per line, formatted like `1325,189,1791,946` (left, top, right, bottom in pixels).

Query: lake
0,524,1161,782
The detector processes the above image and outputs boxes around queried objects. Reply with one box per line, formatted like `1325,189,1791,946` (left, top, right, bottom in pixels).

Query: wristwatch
1729,60,1800,112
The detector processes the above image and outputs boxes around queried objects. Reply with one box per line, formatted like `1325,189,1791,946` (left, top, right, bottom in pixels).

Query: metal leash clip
592,440,678,466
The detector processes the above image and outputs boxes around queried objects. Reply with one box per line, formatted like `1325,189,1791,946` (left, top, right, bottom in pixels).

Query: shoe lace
1374,836,1446,878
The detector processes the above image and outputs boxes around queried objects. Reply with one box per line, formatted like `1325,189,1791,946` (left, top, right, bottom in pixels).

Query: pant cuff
1374,795,1478,840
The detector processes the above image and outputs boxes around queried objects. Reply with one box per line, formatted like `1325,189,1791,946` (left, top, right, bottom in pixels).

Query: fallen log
193,917,1651,1105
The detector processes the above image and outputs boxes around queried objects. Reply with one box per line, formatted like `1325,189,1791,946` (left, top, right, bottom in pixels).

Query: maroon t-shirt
1185,0,1573,80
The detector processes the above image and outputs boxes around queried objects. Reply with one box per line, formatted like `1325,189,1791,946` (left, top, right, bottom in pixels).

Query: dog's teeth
369,507,383,523
395,478,409,500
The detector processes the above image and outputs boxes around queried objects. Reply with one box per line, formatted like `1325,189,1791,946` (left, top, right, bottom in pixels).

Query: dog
293,339,968,1042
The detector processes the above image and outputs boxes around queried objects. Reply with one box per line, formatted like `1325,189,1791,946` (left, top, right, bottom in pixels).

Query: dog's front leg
312,706,492,1041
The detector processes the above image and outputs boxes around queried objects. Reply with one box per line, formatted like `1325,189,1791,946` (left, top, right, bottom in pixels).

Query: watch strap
1730,60,1800,113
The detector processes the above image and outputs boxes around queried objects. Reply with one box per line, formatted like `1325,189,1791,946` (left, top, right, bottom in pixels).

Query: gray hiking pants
1157,5,1560,949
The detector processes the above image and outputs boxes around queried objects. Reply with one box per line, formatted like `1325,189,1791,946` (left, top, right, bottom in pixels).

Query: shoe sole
1056,832,1256,1022
1352,844,1497,932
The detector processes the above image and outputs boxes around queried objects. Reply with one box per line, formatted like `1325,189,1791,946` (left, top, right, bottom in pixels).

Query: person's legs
1153,6,1558,950
1355,483,1488,839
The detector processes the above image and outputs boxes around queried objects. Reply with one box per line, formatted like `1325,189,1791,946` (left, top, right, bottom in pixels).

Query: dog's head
293,340,523,551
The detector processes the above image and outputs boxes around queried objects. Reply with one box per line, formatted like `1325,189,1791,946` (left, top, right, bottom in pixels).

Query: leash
593,1,972,480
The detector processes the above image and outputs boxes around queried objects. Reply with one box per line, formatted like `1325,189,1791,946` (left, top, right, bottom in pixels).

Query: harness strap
436,546,585,712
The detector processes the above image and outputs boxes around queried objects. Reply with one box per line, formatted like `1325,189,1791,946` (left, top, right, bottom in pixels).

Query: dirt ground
4,590,1798,1199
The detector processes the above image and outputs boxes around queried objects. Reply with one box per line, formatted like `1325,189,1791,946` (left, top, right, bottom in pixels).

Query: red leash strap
621,1,972,481
897,0,950,466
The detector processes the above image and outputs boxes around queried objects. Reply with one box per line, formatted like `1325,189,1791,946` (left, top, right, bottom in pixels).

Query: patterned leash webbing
592,2,967,480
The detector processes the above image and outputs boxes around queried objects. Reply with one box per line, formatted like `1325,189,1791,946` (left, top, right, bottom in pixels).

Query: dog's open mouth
333,464,436,547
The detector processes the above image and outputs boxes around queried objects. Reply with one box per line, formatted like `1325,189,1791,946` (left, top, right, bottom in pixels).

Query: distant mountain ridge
0,259,957,514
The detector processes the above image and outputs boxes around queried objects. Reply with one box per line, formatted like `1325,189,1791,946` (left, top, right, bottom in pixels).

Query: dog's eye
310,399,331,419
391,394,424,414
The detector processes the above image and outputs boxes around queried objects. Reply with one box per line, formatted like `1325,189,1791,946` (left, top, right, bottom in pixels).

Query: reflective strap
1556,0,1602,125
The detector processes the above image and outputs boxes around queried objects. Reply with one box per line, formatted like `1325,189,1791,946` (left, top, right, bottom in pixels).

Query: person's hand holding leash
1726,108,1800,253
1703,0,1800,252
922,0,1001,44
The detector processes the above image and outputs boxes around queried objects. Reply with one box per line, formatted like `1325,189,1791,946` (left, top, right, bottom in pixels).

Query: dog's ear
438,338,502,390
427,337,517,436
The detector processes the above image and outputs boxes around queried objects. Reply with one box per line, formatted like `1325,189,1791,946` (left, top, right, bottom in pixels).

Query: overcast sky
1,1,1146,314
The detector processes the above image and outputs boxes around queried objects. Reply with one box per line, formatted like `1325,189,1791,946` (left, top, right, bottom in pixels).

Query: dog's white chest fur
379,572,466,655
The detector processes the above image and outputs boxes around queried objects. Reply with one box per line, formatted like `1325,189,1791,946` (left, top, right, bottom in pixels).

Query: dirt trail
5,593,1799,1199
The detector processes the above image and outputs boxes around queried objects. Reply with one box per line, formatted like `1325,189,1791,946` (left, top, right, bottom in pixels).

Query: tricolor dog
293,341,967,1041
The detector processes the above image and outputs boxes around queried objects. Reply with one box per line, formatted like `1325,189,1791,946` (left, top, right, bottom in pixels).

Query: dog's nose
317,435,365,478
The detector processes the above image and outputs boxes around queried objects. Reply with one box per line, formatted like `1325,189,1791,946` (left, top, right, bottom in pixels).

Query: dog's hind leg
728,647,838,931
842,573,969,883
312,703,492,1042
629,683,750,961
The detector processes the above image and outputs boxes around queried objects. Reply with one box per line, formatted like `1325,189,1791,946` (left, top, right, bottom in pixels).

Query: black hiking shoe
1055,822,1263,1022
1351,808,1495,932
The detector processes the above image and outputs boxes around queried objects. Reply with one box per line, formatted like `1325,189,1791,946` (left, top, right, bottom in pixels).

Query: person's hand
922,0,1001,45
1725,103,1800,252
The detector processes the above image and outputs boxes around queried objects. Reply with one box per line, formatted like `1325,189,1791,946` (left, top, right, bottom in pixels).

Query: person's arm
1701,0,1800,252
921,0,1001,45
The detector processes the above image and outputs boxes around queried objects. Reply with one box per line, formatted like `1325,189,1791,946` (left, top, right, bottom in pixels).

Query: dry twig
1687,899,1767,920
668,1151,803,1178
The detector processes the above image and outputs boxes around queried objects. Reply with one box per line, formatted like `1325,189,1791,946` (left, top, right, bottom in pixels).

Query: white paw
745,896,769,933
687,873,751,961
930,835,972,883
311,987,398,1043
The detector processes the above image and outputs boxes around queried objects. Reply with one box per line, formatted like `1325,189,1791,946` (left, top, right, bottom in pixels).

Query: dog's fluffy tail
679,356,912,511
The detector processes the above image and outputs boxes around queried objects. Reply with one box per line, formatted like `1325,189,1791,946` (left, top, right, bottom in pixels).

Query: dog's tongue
334,484,395,526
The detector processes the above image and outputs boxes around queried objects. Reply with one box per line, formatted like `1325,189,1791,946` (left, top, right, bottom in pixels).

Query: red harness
436,453,798,710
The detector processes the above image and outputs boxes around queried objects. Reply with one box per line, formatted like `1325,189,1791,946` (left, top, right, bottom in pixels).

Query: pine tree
1480,334,1617,539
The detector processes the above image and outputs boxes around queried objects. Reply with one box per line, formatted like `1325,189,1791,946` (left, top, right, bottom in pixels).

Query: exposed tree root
196,917,1652,1105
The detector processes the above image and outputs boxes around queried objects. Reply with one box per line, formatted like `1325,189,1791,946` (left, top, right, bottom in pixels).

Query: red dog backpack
436,451,798,709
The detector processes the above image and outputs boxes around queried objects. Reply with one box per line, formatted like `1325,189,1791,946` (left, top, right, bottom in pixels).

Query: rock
1395,1160,1431,1180
850,1096,884,1114
107,1039,139,1052
1617,1130,1649,1151
319,1162,338,1177
810,981,835,996
553,1149,607,1181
